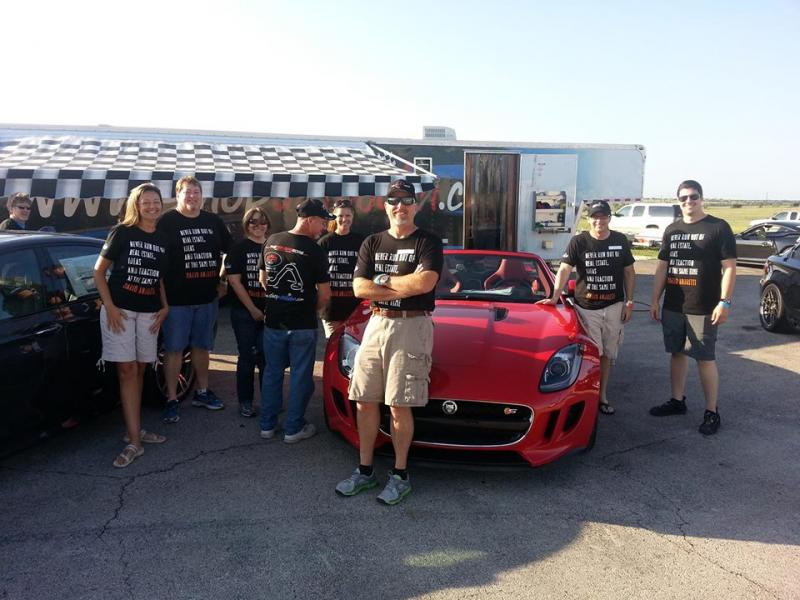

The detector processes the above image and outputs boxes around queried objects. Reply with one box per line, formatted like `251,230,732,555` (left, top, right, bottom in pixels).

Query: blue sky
5,0,798,199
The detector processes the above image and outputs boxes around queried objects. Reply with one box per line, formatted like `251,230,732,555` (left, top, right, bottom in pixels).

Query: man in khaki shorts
539,200,635,414
335,179,443,505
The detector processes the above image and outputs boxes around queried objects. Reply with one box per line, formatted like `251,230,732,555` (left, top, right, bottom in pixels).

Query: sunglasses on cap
678,193,701,203
386,196,416,206
334,199,353,208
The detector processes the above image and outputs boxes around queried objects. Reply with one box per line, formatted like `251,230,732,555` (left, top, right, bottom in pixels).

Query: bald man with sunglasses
335,179,443,505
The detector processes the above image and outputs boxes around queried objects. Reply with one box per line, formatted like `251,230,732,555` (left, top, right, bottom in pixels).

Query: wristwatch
373,273,390,286
719,298,732,308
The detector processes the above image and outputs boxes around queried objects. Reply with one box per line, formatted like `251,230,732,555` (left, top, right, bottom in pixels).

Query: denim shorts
661,309,718,361
162,301,218,352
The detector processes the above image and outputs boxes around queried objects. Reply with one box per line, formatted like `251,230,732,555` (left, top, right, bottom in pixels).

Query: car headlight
539,343,583,392
338,333,361,378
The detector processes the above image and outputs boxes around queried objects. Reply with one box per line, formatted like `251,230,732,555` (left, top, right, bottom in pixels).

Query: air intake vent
423,126,456,140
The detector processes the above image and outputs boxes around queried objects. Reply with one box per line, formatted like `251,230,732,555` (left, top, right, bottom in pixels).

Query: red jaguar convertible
322,250,601,467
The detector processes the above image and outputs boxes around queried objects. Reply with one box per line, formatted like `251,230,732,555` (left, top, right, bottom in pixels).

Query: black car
0,231,193,446
759,241,800,332
735,221,800,267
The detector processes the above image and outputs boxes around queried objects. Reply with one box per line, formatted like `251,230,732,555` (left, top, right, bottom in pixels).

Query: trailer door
463,152,519,251
517,154,578,255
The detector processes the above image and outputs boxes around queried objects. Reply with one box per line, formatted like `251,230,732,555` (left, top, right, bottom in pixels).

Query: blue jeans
230,306,264,405
260,327,318,435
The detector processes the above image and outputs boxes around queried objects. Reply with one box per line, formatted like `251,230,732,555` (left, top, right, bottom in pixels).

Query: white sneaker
283,423,317,444
260,428,277,440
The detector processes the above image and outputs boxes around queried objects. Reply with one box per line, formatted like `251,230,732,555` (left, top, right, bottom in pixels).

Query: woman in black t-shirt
318,199,365,338
93,183,169,468
223,207,270,418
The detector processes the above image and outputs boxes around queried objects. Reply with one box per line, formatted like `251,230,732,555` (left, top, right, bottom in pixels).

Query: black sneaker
649,397,687,416
699,410,721,435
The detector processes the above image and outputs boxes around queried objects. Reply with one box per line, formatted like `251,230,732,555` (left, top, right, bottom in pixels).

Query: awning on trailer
0,137,436,199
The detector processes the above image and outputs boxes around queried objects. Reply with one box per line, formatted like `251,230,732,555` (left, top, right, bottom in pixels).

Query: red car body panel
322,251,601,467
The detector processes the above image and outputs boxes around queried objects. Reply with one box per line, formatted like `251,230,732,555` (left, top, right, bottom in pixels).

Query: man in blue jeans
257,199,332,443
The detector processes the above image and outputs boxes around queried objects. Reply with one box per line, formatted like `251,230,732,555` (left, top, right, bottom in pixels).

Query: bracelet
719,300,731,309
625,300,634,307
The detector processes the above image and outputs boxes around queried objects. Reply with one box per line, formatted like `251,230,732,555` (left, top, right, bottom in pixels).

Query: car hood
345,300,586,402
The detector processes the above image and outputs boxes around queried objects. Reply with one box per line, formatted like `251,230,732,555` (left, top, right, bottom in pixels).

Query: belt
372,308,431,318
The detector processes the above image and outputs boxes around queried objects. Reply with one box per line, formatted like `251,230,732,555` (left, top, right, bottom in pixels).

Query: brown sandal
113,444,144,468
123,430,167,444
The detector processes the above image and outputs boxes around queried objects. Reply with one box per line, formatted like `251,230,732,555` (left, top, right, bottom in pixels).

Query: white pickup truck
750,210,800,227
611,203,681,246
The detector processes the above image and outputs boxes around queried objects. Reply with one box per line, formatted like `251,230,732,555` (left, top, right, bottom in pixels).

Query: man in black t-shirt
539,200,635,415
157,176,233,423
257,198,332,443
335,179,443,506
649,180,737,435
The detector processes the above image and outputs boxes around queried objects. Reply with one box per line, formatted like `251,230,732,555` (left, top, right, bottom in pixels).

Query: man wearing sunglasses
649,180,737,435
1,193,33,230
335,179,443,505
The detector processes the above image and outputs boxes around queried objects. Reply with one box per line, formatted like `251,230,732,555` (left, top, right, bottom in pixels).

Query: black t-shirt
257,232,330,330
100,225,169,313
318,231,365,321
657,215,737,314
156,210,232,306
354,229,444,312
562,231,635,309
224,238,266,312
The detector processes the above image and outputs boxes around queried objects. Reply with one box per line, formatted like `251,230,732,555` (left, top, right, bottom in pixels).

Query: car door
611,205,634,235
41,240,112,414
784,245,800,323
0,246,69,440
736,226,774,264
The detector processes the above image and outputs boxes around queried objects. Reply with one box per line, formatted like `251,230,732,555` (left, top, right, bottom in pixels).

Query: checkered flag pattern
0,137,436,199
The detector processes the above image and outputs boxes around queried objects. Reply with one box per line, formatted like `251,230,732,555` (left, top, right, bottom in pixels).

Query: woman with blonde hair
223,206,270,417
318,199,364,338
93,183,170,467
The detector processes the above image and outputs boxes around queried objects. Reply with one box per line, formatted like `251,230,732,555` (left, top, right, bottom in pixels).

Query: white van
612,203,681,242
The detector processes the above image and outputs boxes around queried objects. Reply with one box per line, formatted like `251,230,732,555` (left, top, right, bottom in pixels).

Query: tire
143,347,196,405
759,283,788,332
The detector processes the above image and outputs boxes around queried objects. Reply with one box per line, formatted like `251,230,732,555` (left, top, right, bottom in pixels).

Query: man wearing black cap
257,198,332,443
335,179,443,505
539,200,636,415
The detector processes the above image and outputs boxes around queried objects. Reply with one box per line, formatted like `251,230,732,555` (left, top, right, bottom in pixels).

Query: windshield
436,253,552,303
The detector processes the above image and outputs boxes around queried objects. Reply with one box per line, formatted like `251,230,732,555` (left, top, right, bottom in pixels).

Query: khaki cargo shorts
348,315,434,407
575,302,625,360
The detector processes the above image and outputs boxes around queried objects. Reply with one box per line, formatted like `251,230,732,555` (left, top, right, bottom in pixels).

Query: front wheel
143,347,196,405
759,283,788,332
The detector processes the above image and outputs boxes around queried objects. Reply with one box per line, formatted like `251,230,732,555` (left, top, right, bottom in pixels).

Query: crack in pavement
598,433,688,460
604,463,781,599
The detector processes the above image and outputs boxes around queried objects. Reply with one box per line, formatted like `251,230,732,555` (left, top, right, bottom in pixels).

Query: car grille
379,399,532,446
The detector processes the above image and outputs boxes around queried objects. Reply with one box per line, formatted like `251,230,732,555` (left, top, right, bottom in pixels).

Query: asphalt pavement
1,261,798,600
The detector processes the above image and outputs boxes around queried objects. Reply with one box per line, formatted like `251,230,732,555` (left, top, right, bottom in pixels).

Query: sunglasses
386,196,416,206
334,199,353,208
15,205,32,211
247,219,268,226
678,193,701,203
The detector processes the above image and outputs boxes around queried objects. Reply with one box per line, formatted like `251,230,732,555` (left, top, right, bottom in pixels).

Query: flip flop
599,402,616,415
123,430,167,444
113,444,144,468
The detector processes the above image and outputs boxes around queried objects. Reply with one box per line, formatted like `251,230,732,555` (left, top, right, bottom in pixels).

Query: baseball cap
296,198,335,220
387,179,417,198
587,200,611,217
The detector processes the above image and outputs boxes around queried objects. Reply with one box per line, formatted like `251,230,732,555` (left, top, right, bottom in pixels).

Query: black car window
0,249,46,320
45,244,101,303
